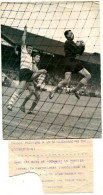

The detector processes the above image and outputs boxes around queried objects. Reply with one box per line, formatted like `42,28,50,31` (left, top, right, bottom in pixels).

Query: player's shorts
19,68,34,82
64,57,83,73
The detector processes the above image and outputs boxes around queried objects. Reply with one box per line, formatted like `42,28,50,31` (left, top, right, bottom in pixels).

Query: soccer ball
76,40,85,46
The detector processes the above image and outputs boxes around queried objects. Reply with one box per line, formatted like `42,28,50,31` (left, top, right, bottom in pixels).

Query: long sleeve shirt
64,39,85,59
20,45,32,70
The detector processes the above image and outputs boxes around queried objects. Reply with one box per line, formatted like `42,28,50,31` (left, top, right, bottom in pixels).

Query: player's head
64,30,74,40
32,52,41,63
26,44,33,55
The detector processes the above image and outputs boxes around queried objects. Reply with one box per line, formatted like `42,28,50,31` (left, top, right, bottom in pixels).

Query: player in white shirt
3,52,46,114
7,26,46,111
20,52,47,114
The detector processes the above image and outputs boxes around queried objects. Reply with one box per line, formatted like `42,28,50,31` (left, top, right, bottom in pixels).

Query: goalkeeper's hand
76,40,85,47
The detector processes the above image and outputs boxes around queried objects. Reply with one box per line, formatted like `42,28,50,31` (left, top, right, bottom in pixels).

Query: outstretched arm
22,26,27,47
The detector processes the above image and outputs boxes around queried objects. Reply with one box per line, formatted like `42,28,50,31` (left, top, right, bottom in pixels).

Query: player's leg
78,68,91,88
71,68,91,91
2,73,12,87
20,83,34,112
27,89,40,114
36,73,46,89
7,80,26,111
31,69,47,81
7,68,38,111
20,91,33,113
20,82,40,114
19,68,42,113
49,72,71,99
2,72,19,88
70,68,91,99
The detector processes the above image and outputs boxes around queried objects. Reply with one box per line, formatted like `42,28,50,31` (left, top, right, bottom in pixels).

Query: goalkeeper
49,30,91,99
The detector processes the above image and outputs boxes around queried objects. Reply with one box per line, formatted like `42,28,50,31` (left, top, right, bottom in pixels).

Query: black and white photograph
1,1,101,139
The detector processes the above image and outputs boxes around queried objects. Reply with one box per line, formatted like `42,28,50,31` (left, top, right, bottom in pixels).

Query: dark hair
64,30,71,38
26,44,33,48
32,52,41,57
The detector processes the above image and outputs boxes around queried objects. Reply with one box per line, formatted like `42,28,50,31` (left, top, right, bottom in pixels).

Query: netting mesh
1,1,100,52
3,88,101,139
1,1,101,139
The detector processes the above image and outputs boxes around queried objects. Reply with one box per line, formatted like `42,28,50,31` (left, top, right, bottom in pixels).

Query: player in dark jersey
49,30,91,99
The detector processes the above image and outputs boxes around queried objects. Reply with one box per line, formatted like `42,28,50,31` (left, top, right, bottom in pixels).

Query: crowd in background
2,67,101,97
2,45,101,97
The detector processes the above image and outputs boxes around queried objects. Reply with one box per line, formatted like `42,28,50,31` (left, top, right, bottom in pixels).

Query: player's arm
32,62,47,74
64,40,78,55
65,40,85,56
78,46,85,55
76,41,85,55
21,26,27,47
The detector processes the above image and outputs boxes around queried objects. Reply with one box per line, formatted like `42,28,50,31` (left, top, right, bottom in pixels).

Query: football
76,40,85,46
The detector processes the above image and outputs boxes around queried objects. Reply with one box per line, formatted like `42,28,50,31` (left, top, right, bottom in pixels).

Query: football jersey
20,45,32,70
64,39,85,58
32,62,39,72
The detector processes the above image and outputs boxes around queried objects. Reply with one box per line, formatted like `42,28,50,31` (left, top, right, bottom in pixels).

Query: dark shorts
19,69,34,82
64,57,83,73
